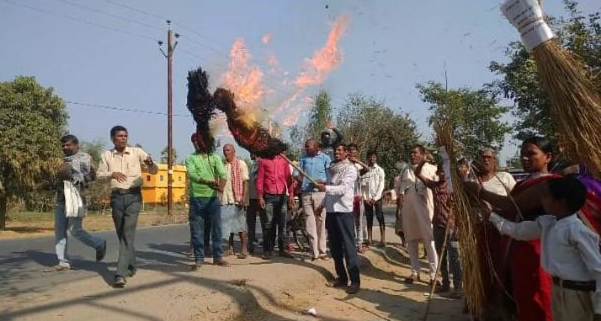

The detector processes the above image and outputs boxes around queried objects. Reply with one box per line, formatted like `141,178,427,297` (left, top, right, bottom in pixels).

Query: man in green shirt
186,133,229,270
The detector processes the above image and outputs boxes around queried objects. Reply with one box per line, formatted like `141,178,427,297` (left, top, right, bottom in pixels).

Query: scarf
230,158,243,202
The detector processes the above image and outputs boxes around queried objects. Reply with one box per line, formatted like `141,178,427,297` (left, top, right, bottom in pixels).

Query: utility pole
158,20,178,216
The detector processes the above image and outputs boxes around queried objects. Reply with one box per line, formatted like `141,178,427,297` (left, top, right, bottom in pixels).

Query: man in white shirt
97,126,158,288
489,175,601,321
315,144,360,294
399,145,439,284
362,151,386,247
221,144,250,259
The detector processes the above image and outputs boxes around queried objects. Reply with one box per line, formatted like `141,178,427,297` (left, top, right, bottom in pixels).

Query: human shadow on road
0,254,353,321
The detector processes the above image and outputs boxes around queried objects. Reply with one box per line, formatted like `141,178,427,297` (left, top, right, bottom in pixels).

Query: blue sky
1,0,599,164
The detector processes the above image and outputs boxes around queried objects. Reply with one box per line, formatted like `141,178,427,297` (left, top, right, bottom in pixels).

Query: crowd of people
49,125,601,321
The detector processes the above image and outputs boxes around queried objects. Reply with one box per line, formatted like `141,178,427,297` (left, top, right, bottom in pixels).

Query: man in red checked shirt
256,154,295,259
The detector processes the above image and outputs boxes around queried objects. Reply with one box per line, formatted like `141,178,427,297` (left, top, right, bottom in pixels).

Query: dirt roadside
0,226,468,321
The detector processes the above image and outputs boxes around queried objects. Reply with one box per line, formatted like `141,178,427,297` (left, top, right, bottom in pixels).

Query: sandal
237,253,249,259
214,259,230,267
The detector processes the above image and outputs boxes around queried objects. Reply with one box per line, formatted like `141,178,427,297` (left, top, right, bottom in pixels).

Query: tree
160,146,178,165
80,140,112,212
80,140,106,164
288,90,332,146
417,82,511,159
336,93,420,186
305,90,333,141
488,0,601,140
0,76,68,229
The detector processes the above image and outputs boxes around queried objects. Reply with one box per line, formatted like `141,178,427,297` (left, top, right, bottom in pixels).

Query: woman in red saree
470,137,557,321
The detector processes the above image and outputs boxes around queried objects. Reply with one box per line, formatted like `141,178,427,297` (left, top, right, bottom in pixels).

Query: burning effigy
186,67,288,158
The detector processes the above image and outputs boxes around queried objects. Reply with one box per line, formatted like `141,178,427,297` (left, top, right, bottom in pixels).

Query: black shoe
113,276,126,288
346,283,360,294
96,240,107,262
327,278,348,288
404,277,415,284
435,282,450,294
128,268,137,278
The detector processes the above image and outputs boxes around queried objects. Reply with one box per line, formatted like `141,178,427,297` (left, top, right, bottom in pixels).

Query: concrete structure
142,164,187,204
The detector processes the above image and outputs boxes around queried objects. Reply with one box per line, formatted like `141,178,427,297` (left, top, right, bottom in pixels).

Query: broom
502,0,601,179
428,120,487,318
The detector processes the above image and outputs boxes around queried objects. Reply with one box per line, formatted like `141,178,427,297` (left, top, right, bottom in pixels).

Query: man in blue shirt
295,139,331,260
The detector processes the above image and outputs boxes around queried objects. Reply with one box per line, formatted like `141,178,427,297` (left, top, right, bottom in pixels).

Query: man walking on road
295,139,331,261
186,132,229,270
97,126,158,288
47,135,107,272
315,144,361,294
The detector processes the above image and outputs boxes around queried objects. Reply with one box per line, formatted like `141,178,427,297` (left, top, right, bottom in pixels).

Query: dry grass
534,40,601,178
434,121,486,318
0,211,188,239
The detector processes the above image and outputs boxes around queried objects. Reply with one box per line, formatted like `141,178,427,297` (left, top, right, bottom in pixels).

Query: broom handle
281,154,320,186
422,218,452,321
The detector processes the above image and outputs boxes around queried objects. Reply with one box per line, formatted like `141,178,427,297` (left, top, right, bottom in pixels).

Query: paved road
0,223,192,298
0,206,397,299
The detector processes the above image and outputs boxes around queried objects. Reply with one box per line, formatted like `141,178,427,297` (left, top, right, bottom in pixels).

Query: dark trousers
189,197,223,262
247,199,266,253
326,212,360,285
111,191,142,278
264,194,288,253
433,225,462,289
364,199,384,229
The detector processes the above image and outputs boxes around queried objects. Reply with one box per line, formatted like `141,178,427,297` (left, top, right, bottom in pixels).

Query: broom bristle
534,40,601,178
434,121,487,318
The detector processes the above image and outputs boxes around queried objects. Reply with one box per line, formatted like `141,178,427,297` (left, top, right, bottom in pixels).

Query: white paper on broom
501,0,555,51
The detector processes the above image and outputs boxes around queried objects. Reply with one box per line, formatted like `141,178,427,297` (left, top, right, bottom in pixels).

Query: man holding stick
315,144,361,294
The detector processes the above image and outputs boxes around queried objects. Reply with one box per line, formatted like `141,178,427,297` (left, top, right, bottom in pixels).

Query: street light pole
159,20,178,216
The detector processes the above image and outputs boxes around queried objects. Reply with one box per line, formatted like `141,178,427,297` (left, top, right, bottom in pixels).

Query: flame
282,96,314,126
220,38,269,111
217,15,349,129
267,53,282,75
261,32,273,44
274,15,349,124
296,15,348,86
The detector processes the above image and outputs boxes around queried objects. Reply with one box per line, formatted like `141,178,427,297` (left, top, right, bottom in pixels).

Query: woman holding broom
467,137,557,321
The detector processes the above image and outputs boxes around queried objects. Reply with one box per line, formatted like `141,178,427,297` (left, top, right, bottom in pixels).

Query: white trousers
408,239,438,280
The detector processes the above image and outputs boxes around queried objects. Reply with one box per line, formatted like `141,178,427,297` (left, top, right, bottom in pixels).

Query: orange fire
261,32,273,44
218,15,349,129
220,38,269,112
274,15,349,123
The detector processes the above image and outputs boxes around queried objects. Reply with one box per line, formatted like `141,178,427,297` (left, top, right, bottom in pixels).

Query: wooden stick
422,220,452,321
280,154,320,185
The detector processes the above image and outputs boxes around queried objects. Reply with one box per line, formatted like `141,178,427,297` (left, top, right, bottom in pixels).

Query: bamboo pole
281,154,320,185
422,219,452,321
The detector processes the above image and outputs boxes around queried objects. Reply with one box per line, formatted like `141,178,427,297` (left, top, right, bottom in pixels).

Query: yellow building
141,164,187,204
